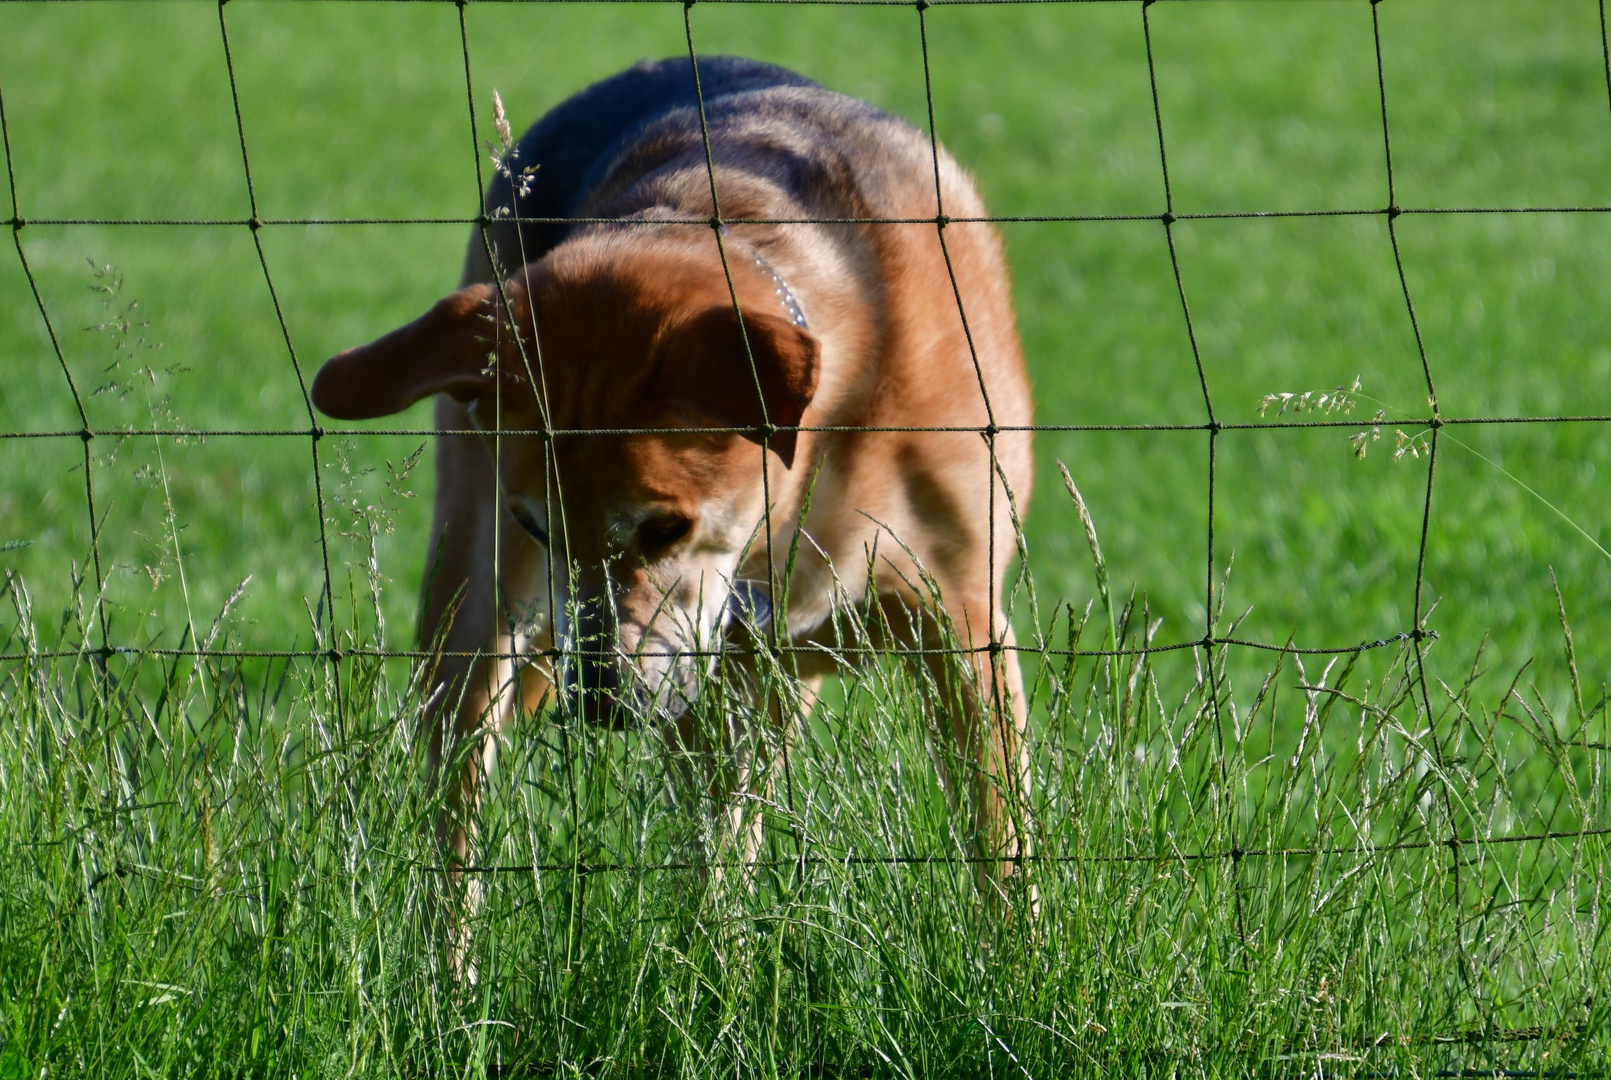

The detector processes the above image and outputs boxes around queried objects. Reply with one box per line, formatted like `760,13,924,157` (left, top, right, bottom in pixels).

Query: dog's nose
725,580,772,631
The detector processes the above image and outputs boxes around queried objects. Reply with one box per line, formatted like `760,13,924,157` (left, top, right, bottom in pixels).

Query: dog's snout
555,588,705,724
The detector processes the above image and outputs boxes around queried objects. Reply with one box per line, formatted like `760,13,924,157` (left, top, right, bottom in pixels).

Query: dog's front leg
424,592,551,983
665,670,821,893
728,673,822,883
418,404,502,862
417,399,553,978
664,700,757,893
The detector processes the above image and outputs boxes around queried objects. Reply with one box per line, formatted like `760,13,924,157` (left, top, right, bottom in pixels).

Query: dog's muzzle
559,581,773,724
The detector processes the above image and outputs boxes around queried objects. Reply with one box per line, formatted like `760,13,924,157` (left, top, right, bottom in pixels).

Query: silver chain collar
720,227,809,331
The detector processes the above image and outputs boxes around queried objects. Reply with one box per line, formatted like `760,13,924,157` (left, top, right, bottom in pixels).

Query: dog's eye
509,504,549,546
638,514,693,553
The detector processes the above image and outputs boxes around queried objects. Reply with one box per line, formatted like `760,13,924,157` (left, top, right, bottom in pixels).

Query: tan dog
311,57,1033,885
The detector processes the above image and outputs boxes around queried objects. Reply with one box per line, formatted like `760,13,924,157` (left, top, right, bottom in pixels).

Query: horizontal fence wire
433,826,1611,878
85,824,1611,889
0,629,1433,662
3,0,1609,997
8,205,1611,226
9,416,1611,440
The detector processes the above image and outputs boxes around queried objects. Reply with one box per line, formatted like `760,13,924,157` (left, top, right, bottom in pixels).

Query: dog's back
481,57,816,269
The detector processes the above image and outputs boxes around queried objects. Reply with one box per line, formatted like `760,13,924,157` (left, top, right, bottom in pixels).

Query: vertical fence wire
679,3,797,872
1138,0,1249,944
1366,0,1472,992
1,79,108,658
914,0,1021,857
214,0,346,726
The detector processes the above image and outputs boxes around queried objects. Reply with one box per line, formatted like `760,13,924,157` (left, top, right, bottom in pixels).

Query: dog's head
311,231,820,718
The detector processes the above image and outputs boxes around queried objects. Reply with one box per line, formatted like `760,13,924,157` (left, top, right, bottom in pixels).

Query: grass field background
2,0,1609,1075
3,0,1611,683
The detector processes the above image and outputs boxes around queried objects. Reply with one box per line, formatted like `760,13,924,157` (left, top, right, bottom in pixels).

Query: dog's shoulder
709,85,939,209
583,82,938,222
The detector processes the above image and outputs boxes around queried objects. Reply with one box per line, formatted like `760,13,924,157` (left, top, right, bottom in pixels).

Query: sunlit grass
1,551,1606,1075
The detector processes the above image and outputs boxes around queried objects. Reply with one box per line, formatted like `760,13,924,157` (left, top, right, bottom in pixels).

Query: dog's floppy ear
311,283,505,420
660,305,820,468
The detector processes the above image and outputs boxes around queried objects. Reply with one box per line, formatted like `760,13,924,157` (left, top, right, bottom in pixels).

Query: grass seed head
492,88,513,152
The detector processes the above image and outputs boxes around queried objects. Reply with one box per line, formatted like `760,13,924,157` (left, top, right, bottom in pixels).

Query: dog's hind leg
896,594,1031,899
427,606,550,982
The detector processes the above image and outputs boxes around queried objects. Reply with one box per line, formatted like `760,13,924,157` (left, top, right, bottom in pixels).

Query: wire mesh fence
2,0,1610,1068
2,0,1608,856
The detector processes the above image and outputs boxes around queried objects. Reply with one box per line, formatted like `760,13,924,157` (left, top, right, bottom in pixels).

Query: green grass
1,0,1609,1074
3,569,1607,1075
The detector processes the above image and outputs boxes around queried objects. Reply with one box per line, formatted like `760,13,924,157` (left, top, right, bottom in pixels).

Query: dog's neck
720,227,809,331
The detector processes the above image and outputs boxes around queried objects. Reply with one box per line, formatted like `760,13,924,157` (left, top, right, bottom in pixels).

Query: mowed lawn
1,2,1610,1075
